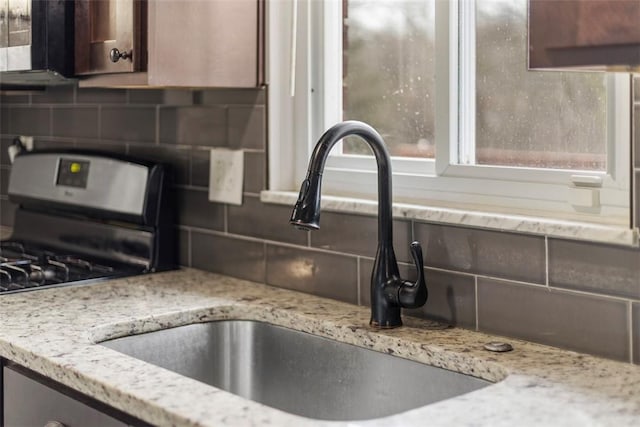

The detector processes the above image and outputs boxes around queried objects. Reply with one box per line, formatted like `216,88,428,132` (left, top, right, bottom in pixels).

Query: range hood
0,0,76,90
529,0,640,72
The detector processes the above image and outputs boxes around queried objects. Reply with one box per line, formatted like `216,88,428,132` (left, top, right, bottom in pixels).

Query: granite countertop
0,269,638,426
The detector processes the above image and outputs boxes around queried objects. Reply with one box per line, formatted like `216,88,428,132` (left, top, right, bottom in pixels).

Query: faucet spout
290,121,428,328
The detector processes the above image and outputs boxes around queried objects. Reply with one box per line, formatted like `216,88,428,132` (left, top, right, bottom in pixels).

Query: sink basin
101,320,490,421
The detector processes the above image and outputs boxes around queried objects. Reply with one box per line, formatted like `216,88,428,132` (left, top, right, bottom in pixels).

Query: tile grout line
155,105,160,145
262,240,267,284
356,257,361,305
545,285,638,303
189,146,195,187
627,301,634,363
474,275,479,331
223,204,228,234
184,226,361,260
97,105,102,140
187,229,192,268
544,236,550,287
48,105,53,138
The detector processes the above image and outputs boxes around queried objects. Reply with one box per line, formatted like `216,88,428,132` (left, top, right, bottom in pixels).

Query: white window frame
267,0,631,226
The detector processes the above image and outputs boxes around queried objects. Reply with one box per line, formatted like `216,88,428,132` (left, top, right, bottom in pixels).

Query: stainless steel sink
101,320,491,421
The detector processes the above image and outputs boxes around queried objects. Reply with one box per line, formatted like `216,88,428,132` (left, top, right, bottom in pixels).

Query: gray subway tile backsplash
228,106,265,150
0,138,12,166
0,198,17,227
127,89,166,105
128,89,194,106
0,167,9,195
200,88,266,106
75,140,127,155
101,106,156,143
192,231,265,283
33,139,76,151
0,94,30,105
266,244,358,304
477,277,629,361
159,106,226,146
0,108,8,135
190,148,210,188
548,238,640,300
31,86,75,104
76,88,127,104
633,302,640,365
177,188,225,231
228,196,308,246
162,90,196,106
414,222,546,284
244,151,266,194
128,144,190,185
7,106,50,136
311,212,412,262
406,268,477,329
51,107,99,139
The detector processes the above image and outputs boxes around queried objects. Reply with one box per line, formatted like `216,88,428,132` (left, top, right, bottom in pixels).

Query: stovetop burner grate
0,241,136,294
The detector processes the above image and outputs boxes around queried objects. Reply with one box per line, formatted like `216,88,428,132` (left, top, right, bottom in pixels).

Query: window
267,0,631,226
342,0,436,159
474,0,608,169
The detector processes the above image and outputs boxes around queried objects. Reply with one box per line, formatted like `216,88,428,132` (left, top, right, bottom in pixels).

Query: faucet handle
398,241,428,308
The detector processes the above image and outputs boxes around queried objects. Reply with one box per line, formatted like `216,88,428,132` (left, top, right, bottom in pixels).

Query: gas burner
54,255,113,273
0,242,131,294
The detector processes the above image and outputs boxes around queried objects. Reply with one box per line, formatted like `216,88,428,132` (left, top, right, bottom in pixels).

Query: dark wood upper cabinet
529,0,640,71
75,0,146,75
76,0,264,88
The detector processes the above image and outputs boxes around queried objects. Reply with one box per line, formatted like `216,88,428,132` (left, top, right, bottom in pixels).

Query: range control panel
56,158,90,189
8,153,149,217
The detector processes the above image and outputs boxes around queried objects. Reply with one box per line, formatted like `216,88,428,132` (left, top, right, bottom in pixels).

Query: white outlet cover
208,148,244,205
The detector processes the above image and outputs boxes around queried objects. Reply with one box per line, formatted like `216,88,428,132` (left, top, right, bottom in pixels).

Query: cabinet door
148,0,263,87
3,366,128,427
529,0,640,69
75,0,146,75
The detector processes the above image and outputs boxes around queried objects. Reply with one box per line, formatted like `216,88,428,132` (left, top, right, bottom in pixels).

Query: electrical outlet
208,149,244,205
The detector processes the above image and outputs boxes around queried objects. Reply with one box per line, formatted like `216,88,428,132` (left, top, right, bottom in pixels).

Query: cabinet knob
44,422,66,427
109,48,132,63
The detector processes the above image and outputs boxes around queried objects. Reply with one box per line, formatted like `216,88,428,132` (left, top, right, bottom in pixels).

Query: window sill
260,190,638,247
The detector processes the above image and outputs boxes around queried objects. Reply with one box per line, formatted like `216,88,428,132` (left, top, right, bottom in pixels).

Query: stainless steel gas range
0,150,176,294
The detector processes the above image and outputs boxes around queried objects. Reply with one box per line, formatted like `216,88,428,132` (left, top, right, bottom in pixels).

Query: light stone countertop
0,268,639,427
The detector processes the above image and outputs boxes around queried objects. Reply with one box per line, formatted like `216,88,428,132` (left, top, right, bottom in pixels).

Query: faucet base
369,320,403,329
369,304,403,329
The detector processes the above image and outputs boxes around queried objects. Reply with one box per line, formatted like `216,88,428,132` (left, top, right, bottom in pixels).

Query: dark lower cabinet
2,363,149,427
